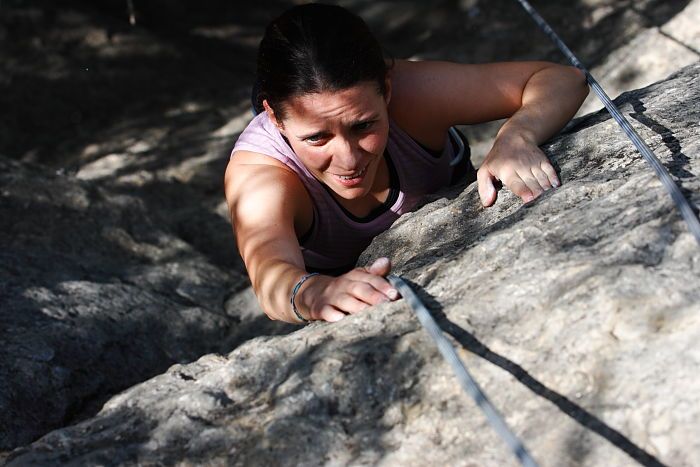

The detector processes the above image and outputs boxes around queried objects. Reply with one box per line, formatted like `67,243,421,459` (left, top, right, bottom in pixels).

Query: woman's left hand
477,131,560,207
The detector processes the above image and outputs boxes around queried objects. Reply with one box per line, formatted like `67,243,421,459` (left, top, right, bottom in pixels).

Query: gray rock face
662,0,700,51
576,0,700,116
6,63,699,466
1,3,303,452
0,157,294,451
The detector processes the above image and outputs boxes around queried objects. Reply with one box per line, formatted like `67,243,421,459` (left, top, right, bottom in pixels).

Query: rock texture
6,63,699,467
1,2,295,452
2,0,698,464
577,0,700,116
663,0,700,50
0,157,294,451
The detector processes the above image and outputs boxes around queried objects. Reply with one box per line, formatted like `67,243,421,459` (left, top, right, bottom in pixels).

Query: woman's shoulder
231,112,300,170
232,112,282,155
228,116,313,228
388,60,454,151
230,150,293,172
225,151,314,237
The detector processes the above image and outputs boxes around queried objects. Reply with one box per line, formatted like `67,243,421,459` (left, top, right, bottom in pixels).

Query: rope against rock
514,0,700,246
387,275,540,467
381,7,693,466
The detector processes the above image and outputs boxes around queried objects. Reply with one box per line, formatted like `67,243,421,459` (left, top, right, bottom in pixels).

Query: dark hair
255,3,391,120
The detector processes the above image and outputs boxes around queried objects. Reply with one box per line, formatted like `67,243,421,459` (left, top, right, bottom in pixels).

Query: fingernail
387,289,399,300
552,180,560,188
373,257,389,268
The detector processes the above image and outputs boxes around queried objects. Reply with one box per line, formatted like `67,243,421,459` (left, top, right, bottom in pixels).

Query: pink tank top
231,112,455,273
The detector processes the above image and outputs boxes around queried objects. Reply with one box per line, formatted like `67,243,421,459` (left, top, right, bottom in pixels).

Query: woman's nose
332,137,361,166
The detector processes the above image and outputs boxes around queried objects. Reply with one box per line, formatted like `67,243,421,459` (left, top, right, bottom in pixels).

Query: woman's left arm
389,60,589,206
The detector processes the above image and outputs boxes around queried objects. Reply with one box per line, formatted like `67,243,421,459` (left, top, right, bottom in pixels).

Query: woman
224,3,588,324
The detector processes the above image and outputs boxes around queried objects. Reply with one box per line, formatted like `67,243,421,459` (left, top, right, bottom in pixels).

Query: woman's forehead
283,82,384,125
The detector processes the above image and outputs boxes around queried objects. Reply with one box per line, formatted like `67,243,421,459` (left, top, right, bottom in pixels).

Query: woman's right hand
296,257,401,322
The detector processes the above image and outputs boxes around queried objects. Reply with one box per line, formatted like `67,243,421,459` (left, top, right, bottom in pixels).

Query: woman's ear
262,99,285,133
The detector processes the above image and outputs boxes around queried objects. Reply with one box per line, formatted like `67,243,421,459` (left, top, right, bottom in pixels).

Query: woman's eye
355,121,374,131
305,134,325,144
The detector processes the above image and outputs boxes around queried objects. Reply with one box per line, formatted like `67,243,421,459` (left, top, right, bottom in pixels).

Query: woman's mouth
332,164,368,186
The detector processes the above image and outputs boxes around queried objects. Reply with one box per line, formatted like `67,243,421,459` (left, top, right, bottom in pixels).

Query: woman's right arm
224,152,399,324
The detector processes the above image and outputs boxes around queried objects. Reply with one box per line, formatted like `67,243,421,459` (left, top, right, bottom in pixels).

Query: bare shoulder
388,59,570,146
224,150,313,240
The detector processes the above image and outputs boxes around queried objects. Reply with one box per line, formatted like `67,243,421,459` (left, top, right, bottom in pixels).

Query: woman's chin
330,184,370,200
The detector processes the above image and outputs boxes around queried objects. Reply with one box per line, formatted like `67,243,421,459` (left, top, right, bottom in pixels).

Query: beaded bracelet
290,272,319,323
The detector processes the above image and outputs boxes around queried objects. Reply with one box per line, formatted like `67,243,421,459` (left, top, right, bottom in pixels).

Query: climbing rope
514,0,700,246
387,275,540,467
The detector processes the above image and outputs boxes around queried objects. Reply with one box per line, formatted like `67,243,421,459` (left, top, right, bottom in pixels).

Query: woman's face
265,80,391,201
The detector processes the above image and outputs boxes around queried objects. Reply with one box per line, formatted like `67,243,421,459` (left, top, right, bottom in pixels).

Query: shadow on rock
406,280,666,467
4,326,425,466
0,156,294,451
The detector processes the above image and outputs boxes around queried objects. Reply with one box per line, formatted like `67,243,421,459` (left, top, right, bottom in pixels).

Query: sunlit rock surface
6,62,699,467
577,0,700,116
